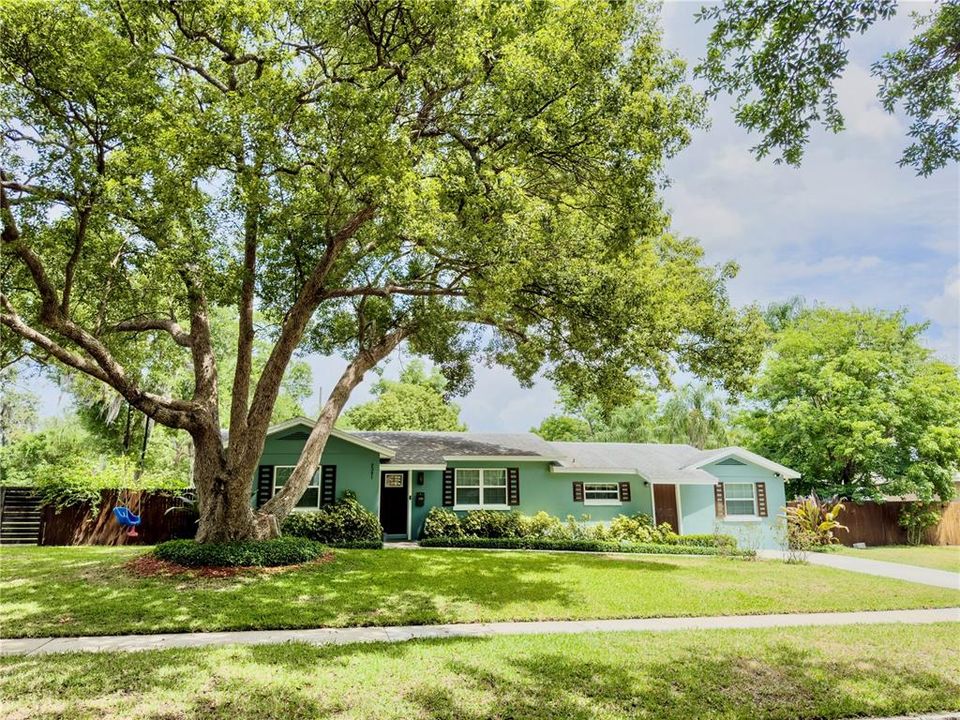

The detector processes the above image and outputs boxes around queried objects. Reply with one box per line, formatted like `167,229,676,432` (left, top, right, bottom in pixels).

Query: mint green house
252,417,799,549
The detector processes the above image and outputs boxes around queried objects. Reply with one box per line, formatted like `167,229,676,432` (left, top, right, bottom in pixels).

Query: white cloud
922,265,960,362
836,64,902,142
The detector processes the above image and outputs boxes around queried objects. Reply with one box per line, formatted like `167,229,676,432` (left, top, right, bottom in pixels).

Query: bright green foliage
529,415,592,441
422,506,464,539
154,537,328,568
874,2,960,175
0,0,765,455
898,502,944,545
419,537,742,555
697,0,959,175
742,308,960,501
281,491,383,545
339,359,465,431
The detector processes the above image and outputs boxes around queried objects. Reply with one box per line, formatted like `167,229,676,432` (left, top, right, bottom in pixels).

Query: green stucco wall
408,460,653,539
679,460,787,550
255,428,786,548
256,429,381,512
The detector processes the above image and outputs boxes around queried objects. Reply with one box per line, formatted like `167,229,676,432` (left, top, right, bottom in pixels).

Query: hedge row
418,536,751,556
154,537,328,567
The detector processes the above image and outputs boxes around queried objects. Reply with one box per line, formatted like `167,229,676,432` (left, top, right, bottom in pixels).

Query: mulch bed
125,552,334,579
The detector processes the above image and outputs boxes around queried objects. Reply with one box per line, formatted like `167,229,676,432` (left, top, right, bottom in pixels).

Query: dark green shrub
422,507,463,539
281,491,382,545
461,509,524,538
154,537,327,567
670,533,738,549
419,536,750,556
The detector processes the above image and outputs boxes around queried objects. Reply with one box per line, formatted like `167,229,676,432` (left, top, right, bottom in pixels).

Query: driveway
759,549,960,590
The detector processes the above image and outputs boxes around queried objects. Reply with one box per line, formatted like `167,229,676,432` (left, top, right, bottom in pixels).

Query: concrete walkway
759,550,960,590
2,607,957,657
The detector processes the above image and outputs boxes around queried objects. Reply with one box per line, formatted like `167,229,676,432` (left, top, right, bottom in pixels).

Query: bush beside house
420,507,740,554
281,491,383,548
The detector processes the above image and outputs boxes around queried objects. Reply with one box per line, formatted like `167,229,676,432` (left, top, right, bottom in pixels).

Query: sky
26,1,960,432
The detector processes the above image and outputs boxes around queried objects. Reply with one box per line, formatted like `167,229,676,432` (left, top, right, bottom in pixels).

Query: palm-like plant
657,384,731,449
785,495,848,549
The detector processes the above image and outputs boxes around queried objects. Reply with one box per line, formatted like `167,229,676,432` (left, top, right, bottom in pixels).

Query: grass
832,544,960,573
2,546,959,639
1,623,958,719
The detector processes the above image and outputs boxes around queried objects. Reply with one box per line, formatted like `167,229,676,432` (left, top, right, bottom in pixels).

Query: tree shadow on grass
406,642,960,720
2,549,683,637
3,634,958,719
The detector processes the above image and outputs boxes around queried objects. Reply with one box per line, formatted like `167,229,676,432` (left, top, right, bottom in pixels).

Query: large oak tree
1,0,765,541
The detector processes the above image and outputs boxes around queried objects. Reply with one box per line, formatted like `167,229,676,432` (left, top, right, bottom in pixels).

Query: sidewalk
3,607,957,657
759,550,960,590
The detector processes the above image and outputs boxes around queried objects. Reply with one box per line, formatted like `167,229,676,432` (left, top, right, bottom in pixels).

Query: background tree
656,384,732,449
339,359,466,431
697,0,960,175
1,0,764,541
740,307,960,501
533,383,734,448
0,366,38,445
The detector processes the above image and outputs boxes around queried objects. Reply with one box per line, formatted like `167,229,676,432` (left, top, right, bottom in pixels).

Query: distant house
248,417,800,549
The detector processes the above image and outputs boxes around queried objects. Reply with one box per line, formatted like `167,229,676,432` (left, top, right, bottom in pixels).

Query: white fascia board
686,447,801,479
226,416,396,458
549,466,641,476
442,455,564,462
378,463,447,471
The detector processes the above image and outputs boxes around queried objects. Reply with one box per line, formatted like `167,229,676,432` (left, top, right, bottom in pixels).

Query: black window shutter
714,483,726,518
618,481,631,502
320,465,337,506
756,482,768,517
507,468,520,506
442,468,455,506
256,465,274,508
572,481,584,502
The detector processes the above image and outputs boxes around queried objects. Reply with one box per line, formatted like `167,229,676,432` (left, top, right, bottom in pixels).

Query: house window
724,483,757,516
584,482,620,505
274,466,320,509
455,468,507,508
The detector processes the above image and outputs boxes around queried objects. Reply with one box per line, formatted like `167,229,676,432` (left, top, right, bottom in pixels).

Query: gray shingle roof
353,431,563,465
550,442,718,483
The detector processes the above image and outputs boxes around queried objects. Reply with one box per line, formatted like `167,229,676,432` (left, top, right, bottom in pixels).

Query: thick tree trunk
191,425,271,542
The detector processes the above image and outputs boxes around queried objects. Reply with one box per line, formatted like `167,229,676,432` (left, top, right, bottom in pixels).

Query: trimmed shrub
671,533,738,549
419,536,751,556
281,491,382,545
461,509,525,538
519,511,565,538
154,537,327,567
422,507,463,539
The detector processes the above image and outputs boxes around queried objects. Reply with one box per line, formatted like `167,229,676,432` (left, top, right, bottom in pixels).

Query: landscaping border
418,536,752,556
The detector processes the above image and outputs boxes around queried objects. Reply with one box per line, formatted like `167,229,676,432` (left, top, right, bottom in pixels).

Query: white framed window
454,468,508,509
724,482,757,517
584,482,620,506
274,466,321,509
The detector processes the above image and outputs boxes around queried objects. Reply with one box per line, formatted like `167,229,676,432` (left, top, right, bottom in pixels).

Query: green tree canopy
740,308,960,502
1,0,764,541
339,359,466,431
697,0,960,175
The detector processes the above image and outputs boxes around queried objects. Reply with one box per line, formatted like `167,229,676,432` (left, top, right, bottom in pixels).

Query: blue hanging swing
112,505,141,536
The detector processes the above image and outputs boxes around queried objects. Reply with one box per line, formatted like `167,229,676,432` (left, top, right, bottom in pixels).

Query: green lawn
2,546,959,638
2,624,959,719
833,544,960,573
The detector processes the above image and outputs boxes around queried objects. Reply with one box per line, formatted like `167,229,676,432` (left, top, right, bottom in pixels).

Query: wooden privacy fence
40,489,197,546
787,499,960,546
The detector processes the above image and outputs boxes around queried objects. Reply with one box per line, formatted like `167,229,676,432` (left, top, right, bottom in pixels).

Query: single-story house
251,417,800,549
